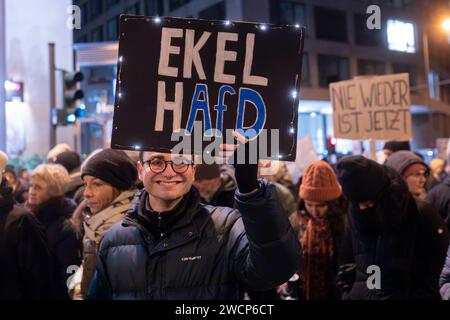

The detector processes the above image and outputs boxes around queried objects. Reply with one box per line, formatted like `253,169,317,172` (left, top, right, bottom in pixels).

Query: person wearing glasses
385,150,430,201
69,149,138,299
87,140,300,300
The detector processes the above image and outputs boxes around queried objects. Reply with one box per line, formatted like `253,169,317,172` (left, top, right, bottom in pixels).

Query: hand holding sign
218,130,259,193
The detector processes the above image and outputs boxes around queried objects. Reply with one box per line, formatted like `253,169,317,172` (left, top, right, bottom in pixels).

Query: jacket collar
124,187,203,238
34,197,75,224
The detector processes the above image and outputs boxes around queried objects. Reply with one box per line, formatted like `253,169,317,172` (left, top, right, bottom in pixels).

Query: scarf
299,210,335,300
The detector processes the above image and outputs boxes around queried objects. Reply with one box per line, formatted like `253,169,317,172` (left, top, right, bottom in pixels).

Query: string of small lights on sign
114,16,304,160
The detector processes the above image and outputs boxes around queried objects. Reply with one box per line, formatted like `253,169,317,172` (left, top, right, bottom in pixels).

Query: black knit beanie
383,140,410,152
336,156,388,203
55,151,81,173
81,149,137,191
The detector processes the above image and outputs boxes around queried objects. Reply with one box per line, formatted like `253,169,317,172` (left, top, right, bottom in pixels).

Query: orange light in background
442,18,450,32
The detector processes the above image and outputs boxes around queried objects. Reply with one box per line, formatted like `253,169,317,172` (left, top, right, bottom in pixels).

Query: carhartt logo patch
181,256,202,262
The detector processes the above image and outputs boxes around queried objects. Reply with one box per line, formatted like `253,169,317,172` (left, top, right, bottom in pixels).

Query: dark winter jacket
338,167,449,300
440,245,450,299
87,181,300,300
426,175,450,231
0,177,53,299
31,197,82,300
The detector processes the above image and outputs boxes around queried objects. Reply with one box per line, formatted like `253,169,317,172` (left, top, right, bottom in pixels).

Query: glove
336,263,356,293
220,131,258,194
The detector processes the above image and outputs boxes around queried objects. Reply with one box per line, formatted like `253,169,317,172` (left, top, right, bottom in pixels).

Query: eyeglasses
142,158,193,174
409,171,429,179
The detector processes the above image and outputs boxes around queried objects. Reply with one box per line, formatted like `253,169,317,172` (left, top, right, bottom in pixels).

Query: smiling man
87,144,299,300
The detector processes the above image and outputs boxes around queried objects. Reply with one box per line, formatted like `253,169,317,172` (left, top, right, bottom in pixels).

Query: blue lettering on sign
236,87,266,140
214,85,236,137
186,83,212,135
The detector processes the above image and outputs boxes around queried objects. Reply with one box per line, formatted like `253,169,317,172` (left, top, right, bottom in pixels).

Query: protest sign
330,73,411,140
111,15,304,161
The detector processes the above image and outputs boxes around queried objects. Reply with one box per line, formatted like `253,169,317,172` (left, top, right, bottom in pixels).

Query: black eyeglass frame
141,158,194,174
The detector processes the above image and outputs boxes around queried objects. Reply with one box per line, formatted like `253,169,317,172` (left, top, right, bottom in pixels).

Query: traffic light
56,70,84,126
53,109,77,126
63,71,84,109
326,137,336,154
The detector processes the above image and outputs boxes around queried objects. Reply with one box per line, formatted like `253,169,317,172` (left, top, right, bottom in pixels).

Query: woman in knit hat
69,148,138,299
290,160,346,300
384,150,430,201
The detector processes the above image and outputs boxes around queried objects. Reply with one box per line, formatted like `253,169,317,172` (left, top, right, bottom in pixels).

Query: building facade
73,0,450,157
3,0,75,159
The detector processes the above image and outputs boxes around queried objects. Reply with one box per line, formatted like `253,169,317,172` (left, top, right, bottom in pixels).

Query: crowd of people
1,139,450,300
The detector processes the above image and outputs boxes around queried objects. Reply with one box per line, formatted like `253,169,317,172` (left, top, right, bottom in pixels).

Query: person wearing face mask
288,160,347,300
336,156,449,300
69,149,138,299
385,151,430,201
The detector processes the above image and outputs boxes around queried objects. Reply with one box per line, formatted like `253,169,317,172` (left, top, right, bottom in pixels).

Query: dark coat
0,177,53,299
87,181,300,300
440,245,450,299
339,168,449,300
426,175,450,231
33,197,82,300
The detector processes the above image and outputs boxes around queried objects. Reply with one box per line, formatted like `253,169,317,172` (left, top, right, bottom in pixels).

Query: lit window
387,19,416,53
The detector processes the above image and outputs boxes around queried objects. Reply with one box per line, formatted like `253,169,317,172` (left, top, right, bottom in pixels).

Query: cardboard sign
111,15,304,161
330,73,411,140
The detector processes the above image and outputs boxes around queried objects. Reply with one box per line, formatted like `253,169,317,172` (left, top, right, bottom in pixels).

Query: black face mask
351,204,379,234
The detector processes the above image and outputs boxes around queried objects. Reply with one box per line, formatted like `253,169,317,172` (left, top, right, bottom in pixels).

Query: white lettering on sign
158,27,183,77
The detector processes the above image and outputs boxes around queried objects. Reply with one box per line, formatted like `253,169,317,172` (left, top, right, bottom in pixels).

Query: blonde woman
26,164,81,300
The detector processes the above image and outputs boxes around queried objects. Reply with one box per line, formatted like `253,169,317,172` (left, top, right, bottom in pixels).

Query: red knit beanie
300,160,342,202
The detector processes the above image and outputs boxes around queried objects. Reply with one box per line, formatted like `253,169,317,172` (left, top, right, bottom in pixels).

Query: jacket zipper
158,212,163,238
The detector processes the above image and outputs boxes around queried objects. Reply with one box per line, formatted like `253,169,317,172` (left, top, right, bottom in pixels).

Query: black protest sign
111,15,304,161
330,73,411,140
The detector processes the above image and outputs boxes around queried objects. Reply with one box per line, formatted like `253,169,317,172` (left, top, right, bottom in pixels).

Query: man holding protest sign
87,16,303,300
87,135,300,300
